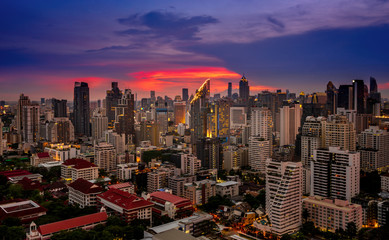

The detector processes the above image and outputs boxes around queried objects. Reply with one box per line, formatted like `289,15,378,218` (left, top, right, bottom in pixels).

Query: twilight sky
1,0,389,101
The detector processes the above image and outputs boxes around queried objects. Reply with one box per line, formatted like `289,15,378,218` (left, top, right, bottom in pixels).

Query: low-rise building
26,210,107,240
61,158,98,182
146,191,194,220
378,200,389,227
97,188,154,223
0,170,43,183
30,152,53,166
68,178,103,208
168,175,196,197
108,182,135,194
303,196,363,232
0,199,46,224
216,181,239,198
117,163,138,180
44,144,80,161
381,173,389,193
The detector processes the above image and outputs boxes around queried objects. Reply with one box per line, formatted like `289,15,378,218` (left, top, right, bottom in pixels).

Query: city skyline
1,0,389,100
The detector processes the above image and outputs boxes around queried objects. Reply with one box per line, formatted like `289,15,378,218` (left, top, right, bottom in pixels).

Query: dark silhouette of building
115,89,135,144
53,99,67,117
182,88,189,102
196,137,223,170
228,82,232,98
338,85,353,110
326,81,337,115
105,82,122,127
353,79,366,114
239,75,249,102
370,77,378,94
73,82,90,136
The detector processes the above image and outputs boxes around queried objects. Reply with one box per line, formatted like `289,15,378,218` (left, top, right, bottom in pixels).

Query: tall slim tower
182,88,189,102
228,82,232,98
73,82,90,136
239,75,249,102
16,94,31,136
23,105,40,143
105,82,122,127
324,115,356,151
370,77,378,94
53,99,67,117
326,81,337,115
115,89,135,144
280,104,302,146
353,79,366,114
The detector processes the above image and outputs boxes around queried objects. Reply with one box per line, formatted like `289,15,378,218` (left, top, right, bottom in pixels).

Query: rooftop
0,199,46,222
68,178,103,194
216,181,239,187
108,182,133,189
62,158,97,169
150,191,190,205
97,188,153,210
153,229,196,240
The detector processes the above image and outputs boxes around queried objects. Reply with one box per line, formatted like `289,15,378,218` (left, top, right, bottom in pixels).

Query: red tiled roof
97,189,153,210
68,178,103,194
62,158,97,169
108,182,133,189
37,152,50,158
150,191,190,205
0,170,32,178
0,199,47,222
38,212,108,236
17,177,43,191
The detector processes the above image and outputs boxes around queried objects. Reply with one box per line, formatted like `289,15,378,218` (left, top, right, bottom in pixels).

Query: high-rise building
46,117,75,143
301,116,326,167
311,147,360,201
115,89,135,144
223,146,240,170
338,85,353,110
23,105,40,143
91,109,108,141
326,81,337,115
358,126,389,171
17,94,31,136
105,82,122,127
239,75,249,102
251,107,273,141
353,79,366,114
150,90,156,102
0,119,4,156
370,77,378,94
190,79,210,153
266,158,302,235
228,82,232,98
173,101,186,125
73,82,90,136
94,142,117,172
230,107,247,129
52,99,67,118
280,104,302,146
104,130,126,155
147,168,174,193
182,88,189,102
207,99,230,139
196,137,223,170
249,137,271,172
324,115,356,151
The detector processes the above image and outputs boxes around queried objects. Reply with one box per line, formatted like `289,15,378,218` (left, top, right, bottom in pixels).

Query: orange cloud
379,82,389,90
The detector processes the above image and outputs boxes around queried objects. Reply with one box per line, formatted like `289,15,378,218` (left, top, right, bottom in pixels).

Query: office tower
230,107,247,129
22,105,40,143
17,94,31,135
251,107,273,140
249,137,271,172
228,82,232,98
324,115,356,151
104,130,126,155
173,101,186,125
370,77,378,94
326,81,337,115
358,126,389,171
95,142,117,172
301,116,326,167
47,118,75,143
266,158,302,235
311,147,360,201
73,82,90,136
190,79,210,153
207,99,230,139
182,88,189,102
105,82,122,127
280,104,302,146
338,85,354,110
353,79,366,114
196,137,223,170
52,99,67,117
0,119,3,156
139,121,159,146
115,89,135,144
150,90,156,102
91,109,108,141
239,75,249,102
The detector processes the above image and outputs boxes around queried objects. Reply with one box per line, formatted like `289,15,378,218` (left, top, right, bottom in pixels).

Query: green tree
280,233,292,240
6,226,25,240
2,217,21,227
346,222,357,238
8,184,23,199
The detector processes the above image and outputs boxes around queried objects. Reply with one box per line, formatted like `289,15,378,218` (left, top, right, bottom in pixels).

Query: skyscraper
353,79,366,114
53,99,67,117
23,105,40,143
324,115,356,151
338,85,353,110
182,88,189,102
16,94,31,136
239,75,249,102
105,82,122,127
173,101,186,125
91,109,108,141
266,158,302,235
95,142,117,172
311,147,360,201
228,82,232,98
150,90,156,102
370,77,378,93
280,104,302,146
249,137,271,172
326,81,337,115
73,82,90,136
115,89,135,144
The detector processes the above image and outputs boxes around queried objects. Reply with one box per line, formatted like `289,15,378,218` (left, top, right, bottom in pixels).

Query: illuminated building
223,145,240,170
230,107,247,129
73,82,90,137
95,142,117,172
303,196,362,232
105,82,122,127
251,107,273,143
23,105,40,143
115,89,135,144
139,121,159,146
249,137,270,172
147,168,174,193
266,158,302,235
184,179,216,205
45,144,81,161
358,126,389,171
16,93,31,136
190,79,210,154
168,175,196,197
196,137,223,170
324,115,356,151
378,200,389,227
174,101,186,125
239,75,249,102
311,147,360,201
46,117,75,143
280,104,302,146
146,191,194,219
207,99,230,139
61,158,98,182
